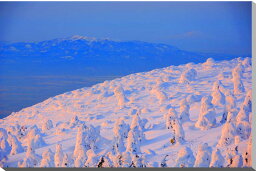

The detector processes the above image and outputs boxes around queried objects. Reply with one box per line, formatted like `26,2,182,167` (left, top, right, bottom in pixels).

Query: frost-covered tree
195,96,216,130
1,138,11,155
242,57,251,68
61,153,72,167
84,149,98,167
232,64,245,95
118,151,132,167
218,110,237,147
42,120,53,132
126,130,141,155
225,90,237,110
211,80,226,107
69,115,84,128
200,96,214,114
131,154,146,168
203,58,215,69
111,136,126,155
243,134,252,167
194,143,212,167
236,90,252,123
195,109,216,130
40,148,54,167
232,63,243,79
73,125,88,160
179,99,190,123
86,125,101,150
209,149,224,167
166,108,178,129
18,158,33,167
24,139,41,167
114,86,129,109
236,121,251,140
130,114,145,142
0,128,8,140
179,68,197,84
150,86,168,104
160,155,168,168
97,155,113,168
54,144,64,167
113,118,130,139
166,108,185,144
226,146,243,167
9,134,23,155
233,78,245,95
175,146,195,167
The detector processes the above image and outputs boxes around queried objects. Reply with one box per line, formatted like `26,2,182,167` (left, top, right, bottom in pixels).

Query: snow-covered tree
179,68,197,84
236,121,251,140
40,148,54,167
209,149,224,167
97,155,112,168
218,110,237,147
175,146,195,167
42,119,53,132
200,96,214,114
113,117,130,139
0,128,8,140
243,134,252,167
24,138,41,167
194,143,212,167
232,64,245,95
130,114,145,142
69,115,84,128
119,151,132,167
195,96,216,130
203,58,215,69
195,109,216,130
54,144,64,167
225,90,237,111
226,146,243,167
160,155,168,168
179,99,190,123
232,63,243,79
211,80,226,107
131,154,146,168
0,138,11,155
166,108,185,144
242,57,251,68
111,136,126,155
150,86,168,104
166,108,178,129
86,125,101,150
84,149,98,167
114,86,129,109
233,78,245,95
236,90,252,123
73,125,88,160
18,158,33,167
9,134,23,155
61,153,72,167
126,130,141,155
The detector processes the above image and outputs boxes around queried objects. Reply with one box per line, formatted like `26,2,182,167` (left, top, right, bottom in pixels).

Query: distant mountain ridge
0,35,242,76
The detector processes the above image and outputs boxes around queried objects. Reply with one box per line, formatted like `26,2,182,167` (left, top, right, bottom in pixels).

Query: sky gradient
0,1,252,55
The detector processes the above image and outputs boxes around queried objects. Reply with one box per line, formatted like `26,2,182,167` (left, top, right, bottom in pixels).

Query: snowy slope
0,57,252,167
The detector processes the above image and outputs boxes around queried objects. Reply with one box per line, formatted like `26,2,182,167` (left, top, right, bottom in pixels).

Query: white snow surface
0,57,252,167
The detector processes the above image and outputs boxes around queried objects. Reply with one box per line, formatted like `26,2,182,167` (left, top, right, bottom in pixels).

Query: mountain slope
0,57,252,167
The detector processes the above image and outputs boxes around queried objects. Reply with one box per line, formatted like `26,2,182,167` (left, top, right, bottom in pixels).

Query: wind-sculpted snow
0,57,252,167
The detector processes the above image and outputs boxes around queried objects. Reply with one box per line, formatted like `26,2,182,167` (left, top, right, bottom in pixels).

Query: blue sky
0,1,252,55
